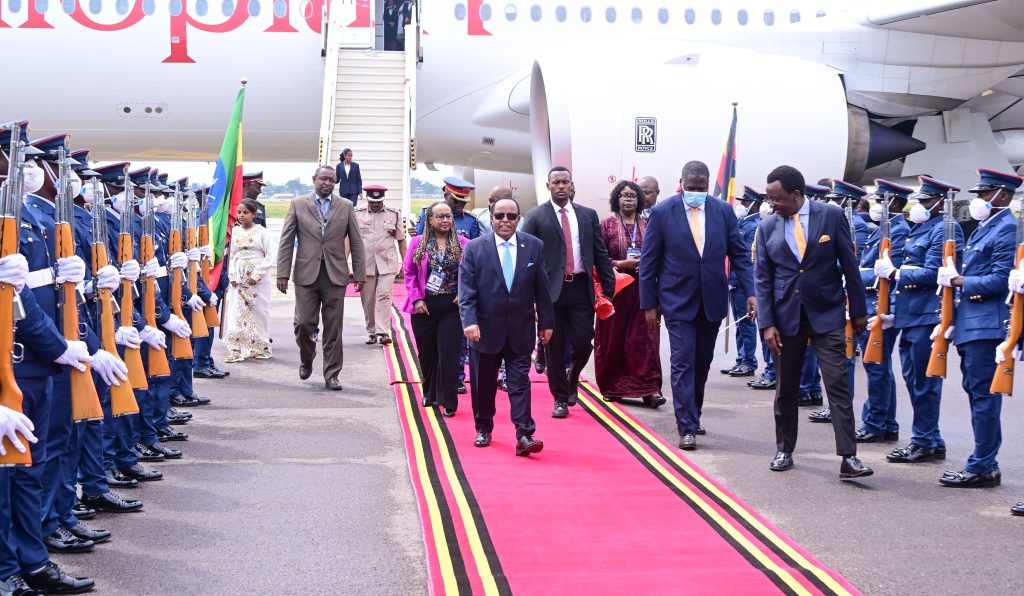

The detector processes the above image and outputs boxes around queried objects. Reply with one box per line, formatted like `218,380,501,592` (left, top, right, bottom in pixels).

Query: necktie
689,207,702,256
501,241,514,291
560,208,575,274
792,214,807,260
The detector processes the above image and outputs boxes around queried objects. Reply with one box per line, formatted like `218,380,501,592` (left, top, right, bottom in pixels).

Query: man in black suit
335,148,362,206
755,165,873,480
521,166,616,418
459,198,554,456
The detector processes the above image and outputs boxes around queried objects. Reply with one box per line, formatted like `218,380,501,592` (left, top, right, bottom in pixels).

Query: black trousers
470,339,536,439
775,317,857,456
545,277,594,404
410,293,461,411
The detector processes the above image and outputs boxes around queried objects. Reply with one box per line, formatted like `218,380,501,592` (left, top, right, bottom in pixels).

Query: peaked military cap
363,184,388,201
69,149,99,177
31,134,81,166
827,180,867,202
970,169,1023,194
804,183,831,199
911,176,960,199
443,176,474,201
94,162,131,186
243,171,266,186
873,179,913,200
0,121,44,156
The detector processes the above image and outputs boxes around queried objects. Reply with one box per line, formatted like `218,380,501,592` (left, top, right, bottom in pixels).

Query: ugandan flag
713,103,738,204
206,83,245,291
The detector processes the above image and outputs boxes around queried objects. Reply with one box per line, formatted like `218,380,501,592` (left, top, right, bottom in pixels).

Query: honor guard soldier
884,176,965,464
855,180,911,443
722,186,763,379
749,187,781,391
243,171,268,228
191,184,229,380
355,185,407,345
937,168,1022,488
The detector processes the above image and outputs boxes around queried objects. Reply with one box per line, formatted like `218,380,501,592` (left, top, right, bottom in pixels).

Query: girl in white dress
224,199,276,362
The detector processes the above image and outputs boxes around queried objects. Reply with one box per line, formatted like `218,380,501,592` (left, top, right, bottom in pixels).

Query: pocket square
818,235,831,243
527,262,535,268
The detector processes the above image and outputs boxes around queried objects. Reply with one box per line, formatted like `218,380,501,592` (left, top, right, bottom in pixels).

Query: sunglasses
492,212,519,221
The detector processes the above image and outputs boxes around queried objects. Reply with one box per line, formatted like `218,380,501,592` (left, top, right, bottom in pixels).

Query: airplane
2,0,1023,213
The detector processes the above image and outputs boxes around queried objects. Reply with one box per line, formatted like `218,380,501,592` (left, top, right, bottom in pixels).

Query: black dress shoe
378,334,393,345
728,363,756,377
157,426,188,442
65,523,111,544
325,377,343,391
0,574,39,596
167,413,190,426
642,394,667,408
840,456,874,479
679,434,696,451
552,403,569,418
497,378,507,392
516,435,544,456
24,563,94,594
299,363,312,380
193,368,217,379
808,408,831,423
81,491,143,513
695,425,706,435
105,468,138,488
884,430,900,441
440,407,456,418
456,381,467,394
855,429,896,443
365,334,377,344
208,366,230,377
749,376,776,390
44,527,94,553
146,442,182,459
720,363,741,375
71,502,96,520
173,393,211,406
796,394,823,407
474,432,491,447
533,359,545,374
168,406,192,420
421,396,435,407
1012,501,1024,516
886,443,937,463
118,464,163,482
939,469,1001,488
133,443,165,462
770,452,794,471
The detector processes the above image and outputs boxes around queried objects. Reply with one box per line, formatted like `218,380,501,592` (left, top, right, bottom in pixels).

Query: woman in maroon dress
594,181,665,407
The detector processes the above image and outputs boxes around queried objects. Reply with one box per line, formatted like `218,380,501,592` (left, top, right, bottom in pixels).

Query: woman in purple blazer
403,202,470,416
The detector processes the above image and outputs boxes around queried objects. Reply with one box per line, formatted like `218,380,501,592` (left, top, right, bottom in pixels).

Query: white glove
161,314,191,338
199,245,212,258
874,249,896,281
119,259,141,282
139,325,166,349
209,294,219,308
1009,262,1024,294
187,294,206,311
55,256,86,284
95,265,120,291
54,340,92,372
0,405,36,456
0,254,29,292
142,258,160,278
995,342,1022,364
115,326,142,349
867,313,895,331
930,324,955,341
186,247,200,262
91,349,128,387
937,256,959,288
169,252,188,270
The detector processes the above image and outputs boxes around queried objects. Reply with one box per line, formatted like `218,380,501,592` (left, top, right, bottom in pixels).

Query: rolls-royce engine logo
635,118,656,153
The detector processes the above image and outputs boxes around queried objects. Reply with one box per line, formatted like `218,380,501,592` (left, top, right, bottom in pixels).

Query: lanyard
619,216,638,248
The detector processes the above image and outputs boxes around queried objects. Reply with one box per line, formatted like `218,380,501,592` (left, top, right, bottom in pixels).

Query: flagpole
720,102,738,355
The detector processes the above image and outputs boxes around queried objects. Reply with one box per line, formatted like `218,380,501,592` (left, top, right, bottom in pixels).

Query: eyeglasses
433,214,453,220
492,212,519,221
619,192,638,199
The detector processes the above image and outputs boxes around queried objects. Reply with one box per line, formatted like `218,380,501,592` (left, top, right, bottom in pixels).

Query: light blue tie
501,241,514,291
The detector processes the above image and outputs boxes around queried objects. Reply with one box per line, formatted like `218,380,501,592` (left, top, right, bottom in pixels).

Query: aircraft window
196,0,208,15
61,0,73,13
580,6,591,22
34,0,48,14
169,0,182,17
9,0,21,11
711,8,720,24
454,2,466,20
116,0,128,15
274,0,286,18
763,9,773,25
631,7,641,23
479,3,491,20
737,9,747,25
658,7,668,23
504,4,516,21
142,0,154,15
300,0,313,18
530,4,540,21
89,0,101,14
684,8,695,24
247,0,259,16
555,5,566,22
605,6,615,22
816,10,826,18
790,10,800,23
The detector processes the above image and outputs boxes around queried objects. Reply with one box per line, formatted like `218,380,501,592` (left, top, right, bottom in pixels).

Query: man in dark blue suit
755,165,873,480
640,161,756,451
335,148,362,206
459,198,554,456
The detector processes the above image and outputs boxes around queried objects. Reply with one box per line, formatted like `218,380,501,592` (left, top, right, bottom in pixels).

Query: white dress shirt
494,232,518,270
683,199,706,255
344,163,351,178
550,200,584,274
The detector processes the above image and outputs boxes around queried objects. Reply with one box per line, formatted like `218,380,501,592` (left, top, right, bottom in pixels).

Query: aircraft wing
865,0,1024,43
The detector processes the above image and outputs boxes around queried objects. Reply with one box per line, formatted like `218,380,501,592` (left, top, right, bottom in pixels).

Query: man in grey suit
277,165,366,390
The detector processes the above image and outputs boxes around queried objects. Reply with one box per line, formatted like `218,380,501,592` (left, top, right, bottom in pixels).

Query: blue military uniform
856,180,911,441
940,169,1022,487
724,186,762,377
192,185,226,378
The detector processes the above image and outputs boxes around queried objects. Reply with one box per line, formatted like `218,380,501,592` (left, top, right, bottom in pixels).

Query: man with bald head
475,185,515,234
639,176,660,218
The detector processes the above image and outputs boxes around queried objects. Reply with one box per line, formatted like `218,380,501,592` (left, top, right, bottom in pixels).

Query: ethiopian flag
206,83,245,291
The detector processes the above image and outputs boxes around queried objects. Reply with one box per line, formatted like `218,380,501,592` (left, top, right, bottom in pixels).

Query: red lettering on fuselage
347,0,371,28
467,0,490,36
69,0,145,31
17,1,54,28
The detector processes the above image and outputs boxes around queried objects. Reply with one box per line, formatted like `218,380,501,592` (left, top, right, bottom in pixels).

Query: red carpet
382,309,859,595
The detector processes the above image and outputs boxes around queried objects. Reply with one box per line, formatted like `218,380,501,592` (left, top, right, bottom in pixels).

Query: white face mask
908,202,934,224
56,172,83,199
734,203,748,218
111,191,126,214
759,202,773,218
969,197,993,221
81,182,96,205
22,162,44,194
152,195,169,213
869,203,886,222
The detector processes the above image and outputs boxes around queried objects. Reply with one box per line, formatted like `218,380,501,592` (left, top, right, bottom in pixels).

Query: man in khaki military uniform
356,185,407,344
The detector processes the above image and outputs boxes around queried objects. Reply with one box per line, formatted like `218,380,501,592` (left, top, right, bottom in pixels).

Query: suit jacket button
799,269,804,274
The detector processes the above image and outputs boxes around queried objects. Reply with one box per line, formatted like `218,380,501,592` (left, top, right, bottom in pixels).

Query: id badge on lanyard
426,269,445,293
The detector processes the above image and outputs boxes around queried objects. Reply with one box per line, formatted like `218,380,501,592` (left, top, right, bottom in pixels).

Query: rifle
843,198,857,359
0,125,31,465
117,168,148,390
991,197,1024,394
89,177,138,416
197,189,220,327
168,186,193,360
184,190,209,340
926,189,957,378
139,180,170,376
863,193,893,363
54,145,102,421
